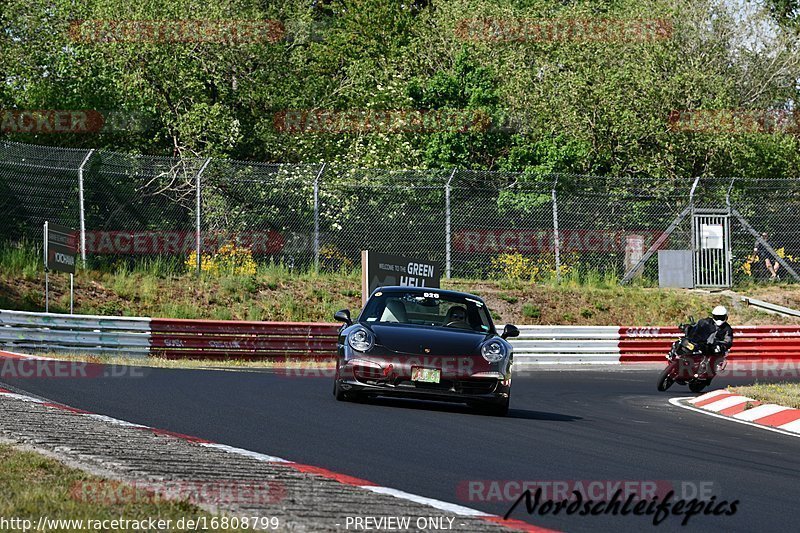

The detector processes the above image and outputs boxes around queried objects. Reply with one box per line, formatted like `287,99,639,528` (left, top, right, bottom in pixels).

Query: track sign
361,250,440,305
44,222,78,274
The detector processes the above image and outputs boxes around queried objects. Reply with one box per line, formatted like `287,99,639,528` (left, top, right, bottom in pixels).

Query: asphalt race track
2,364,799,532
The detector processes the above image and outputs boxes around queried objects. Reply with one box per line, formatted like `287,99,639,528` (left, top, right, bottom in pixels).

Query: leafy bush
185,243,256,277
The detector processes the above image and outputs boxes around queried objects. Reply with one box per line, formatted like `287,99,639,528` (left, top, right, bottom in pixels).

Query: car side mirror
334,309,352,326
502,324,520,339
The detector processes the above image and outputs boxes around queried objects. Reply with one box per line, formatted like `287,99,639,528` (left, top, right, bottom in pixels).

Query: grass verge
36,353,335,370
1,242,799,326
0,443,250,532
728,383,800,410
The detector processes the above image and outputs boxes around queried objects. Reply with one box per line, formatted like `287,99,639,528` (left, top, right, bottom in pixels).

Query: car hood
365,323,491,355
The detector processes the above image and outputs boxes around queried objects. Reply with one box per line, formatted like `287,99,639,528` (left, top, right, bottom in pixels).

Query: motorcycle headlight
347,327,374,352
481,340,507,362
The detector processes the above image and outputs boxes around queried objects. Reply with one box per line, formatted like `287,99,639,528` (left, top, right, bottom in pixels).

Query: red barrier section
150,318,339,360
619,326,800,362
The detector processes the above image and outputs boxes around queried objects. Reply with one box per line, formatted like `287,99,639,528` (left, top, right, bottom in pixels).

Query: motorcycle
656,319,727,393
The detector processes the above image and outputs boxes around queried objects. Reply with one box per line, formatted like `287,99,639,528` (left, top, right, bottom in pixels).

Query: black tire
333,379,349,401
478,393,510,417
657,364,675,392
689,380,708,394
488,400,509,417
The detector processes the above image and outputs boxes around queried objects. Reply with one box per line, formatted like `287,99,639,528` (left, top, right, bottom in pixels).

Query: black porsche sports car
333,286,519,415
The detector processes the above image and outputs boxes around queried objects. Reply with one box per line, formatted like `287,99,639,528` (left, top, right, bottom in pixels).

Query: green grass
0,242,41,280
522,303,541,319
1,243,799,326
0,444,251,532
40,352,335,369
729,383,800,409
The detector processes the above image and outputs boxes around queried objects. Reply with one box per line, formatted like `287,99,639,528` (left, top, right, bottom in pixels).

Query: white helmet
712,306,728,326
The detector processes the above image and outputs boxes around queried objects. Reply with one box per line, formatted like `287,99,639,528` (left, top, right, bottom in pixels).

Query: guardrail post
445,168,455,279
313,163,326,272
195,158,212,276
77,149,94,266
551,175,561,283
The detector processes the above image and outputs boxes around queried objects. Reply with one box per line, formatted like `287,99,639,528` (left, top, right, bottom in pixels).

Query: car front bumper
336,360,511,405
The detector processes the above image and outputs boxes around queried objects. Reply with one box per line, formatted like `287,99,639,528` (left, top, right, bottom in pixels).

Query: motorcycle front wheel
657,363,676,391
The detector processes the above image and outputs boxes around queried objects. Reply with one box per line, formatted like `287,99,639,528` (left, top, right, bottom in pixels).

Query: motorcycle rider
690,306,733,375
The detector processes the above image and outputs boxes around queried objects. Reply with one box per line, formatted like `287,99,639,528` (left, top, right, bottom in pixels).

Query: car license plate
411,367,440,384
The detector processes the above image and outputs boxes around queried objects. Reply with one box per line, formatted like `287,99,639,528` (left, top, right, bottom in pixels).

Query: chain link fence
1,140,797,286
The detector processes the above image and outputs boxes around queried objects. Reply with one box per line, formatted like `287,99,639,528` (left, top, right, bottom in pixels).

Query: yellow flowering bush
740,254,757,276
490,251,538,280
490,251,574,281
740,247,795,277
185,242,257,276
776,247,797,262
319,244,353,270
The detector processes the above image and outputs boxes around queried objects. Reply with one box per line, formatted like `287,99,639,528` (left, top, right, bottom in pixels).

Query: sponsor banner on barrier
621,326,800,338
84,230,285,254
454,229,668,254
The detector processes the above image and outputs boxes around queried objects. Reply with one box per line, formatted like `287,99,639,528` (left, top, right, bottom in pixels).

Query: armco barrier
511,326,622,365
512,325,800,365
0,309,338,360
619,326,800,363
0,309,151,356
149,318,338,360
1,309,797,364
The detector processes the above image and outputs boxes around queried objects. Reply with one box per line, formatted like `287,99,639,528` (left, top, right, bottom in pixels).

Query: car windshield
360,291,493,333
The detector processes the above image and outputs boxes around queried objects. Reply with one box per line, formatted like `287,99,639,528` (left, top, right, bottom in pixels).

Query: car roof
372,286,486,303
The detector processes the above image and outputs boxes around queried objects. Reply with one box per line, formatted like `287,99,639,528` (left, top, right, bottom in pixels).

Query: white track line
669,397,800,439
198,442,290,463
0,387,535,531
362,486,490,516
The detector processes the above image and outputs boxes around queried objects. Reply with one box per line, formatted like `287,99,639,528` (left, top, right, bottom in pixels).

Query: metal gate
692,208,732,288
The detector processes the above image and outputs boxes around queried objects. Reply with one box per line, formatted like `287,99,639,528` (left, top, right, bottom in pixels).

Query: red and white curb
669,389,800,438
0,353,553,533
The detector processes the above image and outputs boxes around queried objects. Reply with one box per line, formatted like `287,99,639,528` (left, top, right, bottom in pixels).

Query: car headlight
481,340,507,362
347,327,374,352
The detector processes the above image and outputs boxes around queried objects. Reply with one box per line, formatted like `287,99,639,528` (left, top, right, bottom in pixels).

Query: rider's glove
714,344,722,353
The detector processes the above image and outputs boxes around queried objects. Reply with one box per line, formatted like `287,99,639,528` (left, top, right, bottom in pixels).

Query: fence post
77,149,94,266
195,158,212,276
446,168,455,279
551,175,561,283
725,177,736,210
313,163,326,272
